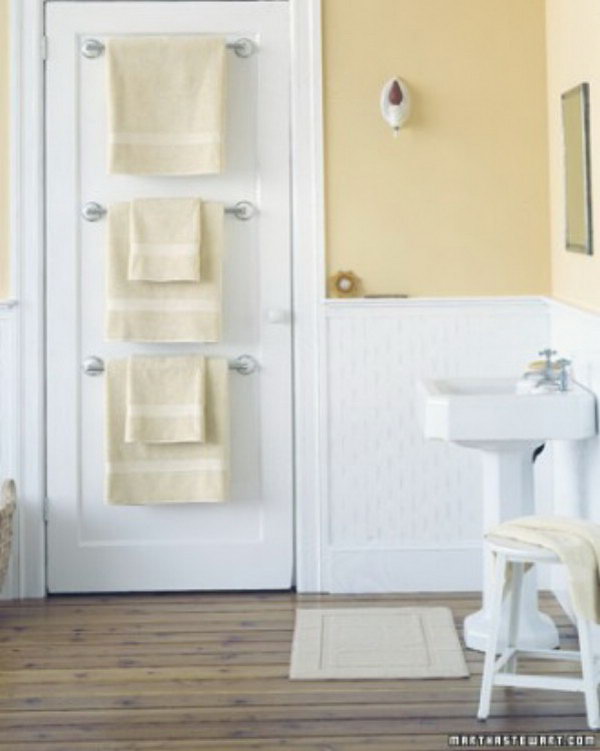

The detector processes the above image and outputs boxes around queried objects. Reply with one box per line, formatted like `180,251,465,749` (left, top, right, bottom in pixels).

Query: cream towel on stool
488,516,600,623
125,355,206,444
107,36,226,175
129,198,202,282
106,357,229,505
106,201,223,342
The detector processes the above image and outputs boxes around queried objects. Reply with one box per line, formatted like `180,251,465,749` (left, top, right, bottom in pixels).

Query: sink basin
420,377,596,445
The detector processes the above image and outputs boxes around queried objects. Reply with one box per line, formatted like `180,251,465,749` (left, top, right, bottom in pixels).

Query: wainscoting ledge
323,295,549,311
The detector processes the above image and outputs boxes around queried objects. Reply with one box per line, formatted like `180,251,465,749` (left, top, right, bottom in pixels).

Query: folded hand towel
107,357,229,504
106,201,223,342
488,516,600,623
107,36,226,175
126,355,206,444
129,198,202,282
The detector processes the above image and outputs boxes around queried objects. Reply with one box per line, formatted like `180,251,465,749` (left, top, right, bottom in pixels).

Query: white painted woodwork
549,298,600,640
550,299,600,522
0,303,18,599
10,0,46,598
45,2,293,592
289,0,325,594
321,298,551,592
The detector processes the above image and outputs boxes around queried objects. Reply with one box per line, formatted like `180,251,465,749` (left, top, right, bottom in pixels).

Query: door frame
12,0,325,597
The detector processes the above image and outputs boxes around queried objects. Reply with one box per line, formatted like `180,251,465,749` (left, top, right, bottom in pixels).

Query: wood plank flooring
0,591,596,750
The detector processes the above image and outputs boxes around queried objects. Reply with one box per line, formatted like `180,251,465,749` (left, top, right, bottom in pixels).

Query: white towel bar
82,354,259,376
81,201,257,222
81,37,256,59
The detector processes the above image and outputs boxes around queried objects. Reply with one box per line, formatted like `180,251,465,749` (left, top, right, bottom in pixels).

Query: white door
46,2,293,592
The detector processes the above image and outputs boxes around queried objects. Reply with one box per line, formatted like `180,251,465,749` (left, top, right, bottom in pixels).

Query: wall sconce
380,77,411,136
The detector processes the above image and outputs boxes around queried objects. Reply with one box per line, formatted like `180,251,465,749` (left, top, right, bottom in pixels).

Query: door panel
46,2,293,592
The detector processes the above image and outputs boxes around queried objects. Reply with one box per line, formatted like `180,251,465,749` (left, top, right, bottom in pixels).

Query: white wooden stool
477,534,600,730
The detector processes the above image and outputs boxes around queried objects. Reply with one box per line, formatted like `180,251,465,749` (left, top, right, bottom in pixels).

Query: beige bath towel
106,202,222,342
488,516,600,623
125,356,206,444
106,358,229,504
107,36,226,175
129,198,202,282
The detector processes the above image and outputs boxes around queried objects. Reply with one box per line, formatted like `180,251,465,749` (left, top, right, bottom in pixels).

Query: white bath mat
289,607,470,680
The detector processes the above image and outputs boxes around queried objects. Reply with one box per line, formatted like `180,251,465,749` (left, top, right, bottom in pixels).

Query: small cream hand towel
488,516,600,624
106,357,229,504
129,198,202,282
126,356,206,444
106,201,223,342
107,36,226,175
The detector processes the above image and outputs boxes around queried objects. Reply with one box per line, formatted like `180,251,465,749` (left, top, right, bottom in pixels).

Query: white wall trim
290,0,325,592
325,295,550,310
544,295,600,323
328,550,485,594
0,307,19,599
330,542,481,552
11,0,46,598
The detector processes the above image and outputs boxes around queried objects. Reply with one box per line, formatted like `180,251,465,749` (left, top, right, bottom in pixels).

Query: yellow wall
547,0,600,311
0,0,9,300
322,0,551,298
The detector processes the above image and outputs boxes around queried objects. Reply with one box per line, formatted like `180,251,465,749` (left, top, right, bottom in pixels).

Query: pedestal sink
420,376,596,652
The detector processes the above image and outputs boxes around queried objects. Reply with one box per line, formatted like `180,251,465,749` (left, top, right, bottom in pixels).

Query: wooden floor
0,591,596,750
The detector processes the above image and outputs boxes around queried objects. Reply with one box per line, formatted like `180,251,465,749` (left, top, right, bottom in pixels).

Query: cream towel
126,356,205,444
129,198,202,282
106,202,222,342
106,358,229,504
488,516,600,623
107,36,226,175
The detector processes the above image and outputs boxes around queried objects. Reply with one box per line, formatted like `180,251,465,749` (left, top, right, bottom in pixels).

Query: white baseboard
327,547,482,593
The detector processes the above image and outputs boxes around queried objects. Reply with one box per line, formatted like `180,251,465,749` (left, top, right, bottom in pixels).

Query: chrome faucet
523,349,571,392
555,358,572,391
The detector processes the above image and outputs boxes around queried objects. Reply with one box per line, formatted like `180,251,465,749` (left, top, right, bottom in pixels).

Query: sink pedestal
463,443,559,652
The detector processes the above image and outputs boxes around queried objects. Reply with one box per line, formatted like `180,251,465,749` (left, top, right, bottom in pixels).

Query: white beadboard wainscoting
548,299,600,628
321,297,552,593
0,302,19,599
550,299,600,522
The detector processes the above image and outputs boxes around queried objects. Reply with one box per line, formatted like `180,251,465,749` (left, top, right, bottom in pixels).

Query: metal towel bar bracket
82,354,259,377
81,200,257,222
225,201,256,221
81,37,256,59
81,202,107,222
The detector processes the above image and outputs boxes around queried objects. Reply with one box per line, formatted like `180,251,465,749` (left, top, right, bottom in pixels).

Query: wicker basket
0,480,16,592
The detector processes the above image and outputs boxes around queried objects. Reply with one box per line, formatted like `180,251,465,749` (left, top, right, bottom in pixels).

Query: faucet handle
555,358,571,391
538,348,557,362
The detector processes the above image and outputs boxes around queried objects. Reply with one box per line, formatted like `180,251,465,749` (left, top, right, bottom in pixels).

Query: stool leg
478,552,507,721
577,615,599,730
506,562,524,673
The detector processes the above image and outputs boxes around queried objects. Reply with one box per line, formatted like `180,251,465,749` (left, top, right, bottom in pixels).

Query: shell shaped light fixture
380,77,411,136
